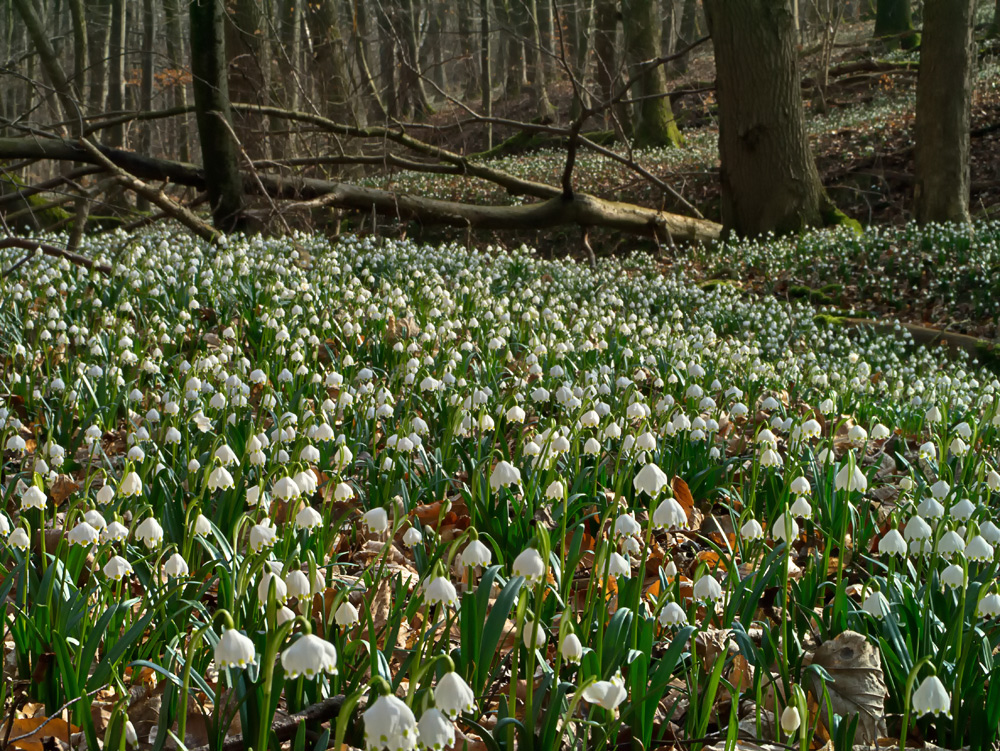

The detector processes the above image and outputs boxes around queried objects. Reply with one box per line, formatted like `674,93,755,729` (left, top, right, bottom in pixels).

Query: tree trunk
68,0,87,100
12,0,79,126
189,0,247,232
874,0,918,49
594,0,626,129
162,0,190,161
375,1,399,118
86,0,109,116
661,0,676,59
350,0,388,120
914,0,974,224
136,0,154,211
480,0,492,147
704,0,830,236
308,0,364,124
226,0,270,158
458,0,480,99
989,0,1000,38
398,0,433,117
623,0,682,147
671,0,698,73
105,0,125,147
527,0,556,121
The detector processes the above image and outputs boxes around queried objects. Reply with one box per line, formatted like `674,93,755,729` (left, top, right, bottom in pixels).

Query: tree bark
308,0,364,125
11,0,79,126
874,0,918,49
104,0,125,147
704,0,830,236
136,0,154,211
162,0,191,161
226,0,271,158
914,0,974,224
0,135,722,241
594,0,627,130
671,0,698,73
622,0,682,147
189,0,247,232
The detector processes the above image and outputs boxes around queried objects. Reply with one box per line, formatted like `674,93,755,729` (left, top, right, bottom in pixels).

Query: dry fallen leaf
4,716,80,751
805,630,888,743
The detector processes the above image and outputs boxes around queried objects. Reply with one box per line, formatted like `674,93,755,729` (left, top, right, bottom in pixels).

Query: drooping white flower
363,507,390,533
434,672,475,719
423,576,458,607
163,553,189,578
693,573,723,602
119,471,143,497
522,618,547,649
581,674,627,713
652,496,688,529
771,512,799,543
417,708,454,751
67,521,99,547
272,476,301,501
9,527,29,551
966,535,993,563
281,634,338,679
633,463,669,497
941,564,965,590
250,519,277,552
215,629,257,669
295,505,323,531
740,518,764,541
560,633,584,664
460,539,492,568
658,601,687,627
403,527,423,548
862,589,890,619
834,463,867,493
614,513,642,538
911,675,951,718
362,694,417,751
135,517,164,548
20,486,47,511
208,466,235,491
489,461,521,490
512,547,546,583
103,555,134,581
780,705,801,735
878,529,907,556
335,601,360,627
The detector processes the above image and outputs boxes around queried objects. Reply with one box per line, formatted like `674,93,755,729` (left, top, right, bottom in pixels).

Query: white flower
103,521,129,544
560,633,583,664
834,463,867,493
362,694,417,751
163,553,189,578
545,480,565,499
208,466,235,491
978,592,1000,618
607,552,631,577
417,708,454,751
434,672,475,719
760,448,783,468
103,555,133,581
215,629,257,669
135,517,164,548
771,512,798,543
272,476,301,501
363,508,390,533
335,601,360,627
295,505,323,531
489,460,521,490
250,520,277,552
258,572,288,605
878,529,907,556
614,513,642,538
693,573,723,602
424,576,458,607
403,527,423,548
911,675,951,718
862,589,890,619
658,601,687,627
966,535,993,563
281,634,338,679
790,495,813,520
214,444,238,465
740,518,764,541
904,515,932,541
9,527,29,551
780,705,801,735
285,570,311,599
512,547,546,583
919,441,937,461
941,564,965,590
195,514,212,535
522,619,547,649
633,463,669,497
930,480,951,499
67,521,99,547
652,497,688,529
581,675,627,713
790,476,811,496
936,530,964,559
460,540,492,568
20,486,47,511
119,471,143,497
96,485,115,505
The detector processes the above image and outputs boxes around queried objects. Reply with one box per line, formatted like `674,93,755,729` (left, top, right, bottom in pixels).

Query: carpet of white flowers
2,230,1000,751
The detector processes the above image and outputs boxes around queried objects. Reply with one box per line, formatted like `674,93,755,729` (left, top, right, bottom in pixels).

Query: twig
3,685,107,744
187,695,348,751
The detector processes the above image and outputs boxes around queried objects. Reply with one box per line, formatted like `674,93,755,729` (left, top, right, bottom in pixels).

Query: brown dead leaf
5,717,80,751
804,630,887,743
49,475,80,504
671,476,696,525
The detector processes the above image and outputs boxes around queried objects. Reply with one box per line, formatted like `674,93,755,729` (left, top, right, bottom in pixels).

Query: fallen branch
0,237,112,274
188,696,351,751
0,136,722,242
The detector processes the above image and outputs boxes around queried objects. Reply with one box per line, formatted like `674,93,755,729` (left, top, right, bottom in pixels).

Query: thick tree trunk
308,0,364,125
105,0,125,147
458,0,480,99
12,0,79,126
480,0,492,147
671,0,698,73
622,0,682,147
874,0,918,49
136,0,154,211
704,0,830,236
86,0,109,116
594,0,627,130
375,2,399,118
989,0,1000,38
226,0,270,158
189,0,247,232
527,0,556,121
914,0,973,224
397,0,433,118
350,0,388,120
162,0,191,161
68,0,87,100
